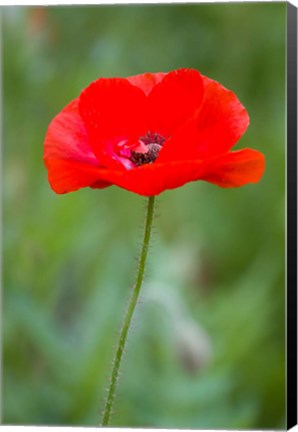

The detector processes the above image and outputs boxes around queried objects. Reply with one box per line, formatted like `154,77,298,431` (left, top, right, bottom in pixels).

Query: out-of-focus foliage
2,3,285,428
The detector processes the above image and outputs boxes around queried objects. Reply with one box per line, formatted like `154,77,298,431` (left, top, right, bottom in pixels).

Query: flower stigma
130,132,166,167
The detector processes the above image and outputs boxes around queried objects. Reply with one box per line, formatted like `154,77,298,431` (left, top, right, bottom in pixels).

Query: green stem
101,196,155,427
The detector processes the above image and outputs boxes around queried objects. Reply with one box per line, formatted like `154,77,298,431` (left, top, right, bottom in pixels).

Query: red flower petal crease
44,68,265,196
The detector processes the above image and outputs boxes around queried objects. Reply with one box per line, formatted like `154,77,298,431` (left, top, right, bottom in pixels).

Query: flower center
130,132,166,166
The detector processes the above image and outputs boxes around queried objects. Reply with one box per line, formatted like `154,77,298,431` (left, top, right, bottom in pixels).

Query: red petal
147,68,204,137
78,77,148,167
44,158,111,194
44,99,112,193
90,160,208,196
95,149,264,196
44,148,264,195
202,149,265,187
127,72,166,95
158,75,249,163
44,98,99,166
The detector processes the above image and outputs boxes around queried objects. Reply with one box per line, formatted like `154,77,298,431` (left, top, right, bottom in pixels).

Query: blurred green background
2,3,285,429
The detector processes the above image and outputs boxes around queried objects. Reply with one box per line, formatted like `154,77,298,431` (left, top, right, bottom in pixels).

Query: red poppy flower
44,68,265,196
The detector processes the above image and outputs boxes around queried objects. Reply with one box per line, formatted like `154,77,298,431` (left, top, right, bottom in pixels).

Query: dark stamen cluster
130,132,166,167
139,132,166,146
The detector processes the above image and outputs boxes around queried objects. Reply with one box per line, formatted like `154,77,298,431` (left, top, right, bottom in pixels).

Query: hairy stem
101,196,155,426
